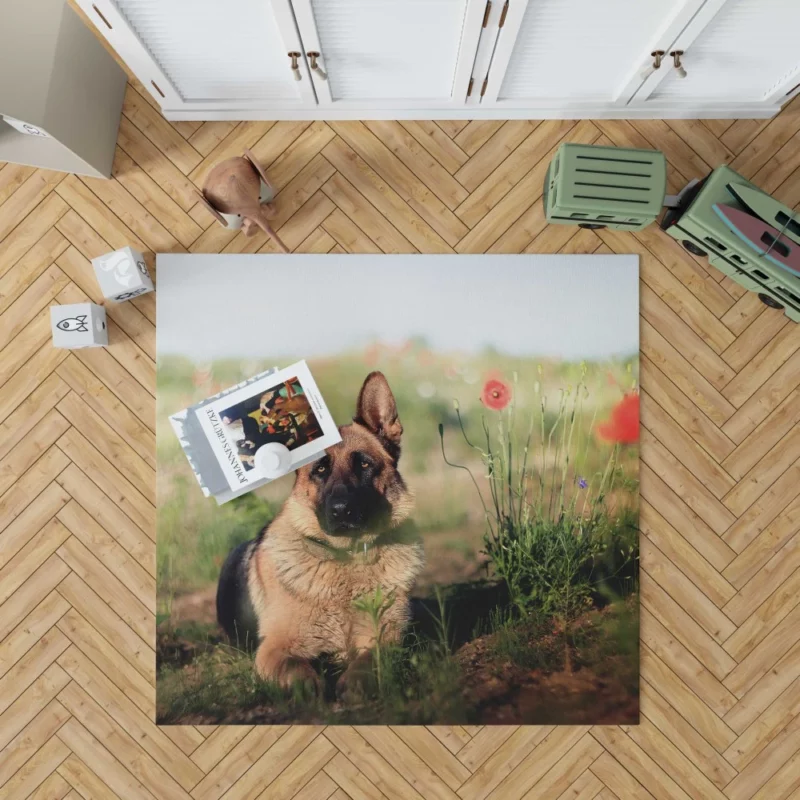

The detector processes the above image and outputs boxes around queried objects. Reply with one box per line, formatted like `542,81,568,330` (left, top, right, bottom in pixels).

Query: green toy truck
659,165,800,323
544,142,800,322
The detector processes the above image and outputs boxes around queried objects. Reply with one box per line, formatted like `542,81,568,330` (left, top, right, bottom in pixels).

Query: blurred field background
156,343,639,620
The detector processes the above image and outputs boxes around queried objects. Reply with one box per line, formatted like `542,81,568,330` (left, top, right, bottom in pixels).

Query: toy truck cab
660,165,800,322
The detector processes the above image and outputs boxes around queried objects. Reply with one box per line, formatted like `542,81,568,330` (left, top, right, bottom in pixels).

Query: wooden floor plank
640,607,737,717
638,679,737,790
454,119,577,230
57,572,154,681
57,647,203,791
0,590,70,681
56,536,153,643
122,85,202,176
56,497,155,611
57,681,190,800
56,392,154,503
325,129,460,250
724,532,800,625
400,121,469,174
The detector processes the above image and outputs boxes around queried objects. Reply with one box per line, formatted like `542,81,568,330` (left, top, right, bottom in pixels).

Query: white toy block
92,246,154,302
51,303,108,349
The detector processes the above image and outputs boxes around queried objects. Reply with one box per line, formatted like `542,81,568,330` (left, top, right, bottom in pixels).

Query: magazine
170,361,341,503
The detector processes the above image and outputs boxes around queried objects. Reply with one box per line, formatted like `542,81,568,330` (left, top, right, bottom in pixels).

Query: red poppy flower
597,393,639,444
481,378,512,411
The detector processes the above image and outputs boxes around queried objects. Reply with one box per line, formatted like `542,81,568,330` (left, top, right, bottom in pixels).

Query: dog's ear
355,371,402,458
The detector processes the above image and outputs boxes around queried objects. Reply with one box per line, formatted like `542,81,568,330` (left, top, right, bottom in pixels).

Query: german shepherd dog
216,371,423,694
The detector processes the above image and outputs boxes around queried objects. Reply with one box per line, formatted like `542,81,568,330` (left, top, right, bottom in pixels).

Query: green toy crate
660,164,800,323
544,143,667,231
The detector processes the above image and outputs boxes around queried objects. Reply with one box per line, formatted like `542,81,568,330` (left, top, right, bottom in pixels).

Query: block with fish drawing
50,302,108,349
92,246,154,302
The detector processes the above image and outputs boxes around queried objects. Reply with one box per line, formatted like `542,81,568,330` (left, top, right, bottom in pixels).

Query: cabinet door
632,0,800,108
481,0,705,109
77,0,316,111
289,0,486,107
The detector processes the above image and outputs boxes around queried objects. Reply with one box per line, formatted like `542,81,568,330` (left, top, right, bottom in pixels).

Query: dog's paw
336,659,376,703
282,660,321,695
255,652,320,694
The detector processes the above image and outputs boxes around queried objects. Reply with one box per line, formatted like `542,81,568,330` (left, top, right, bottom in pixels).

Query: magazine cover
169,367,279,500
195,360,340,492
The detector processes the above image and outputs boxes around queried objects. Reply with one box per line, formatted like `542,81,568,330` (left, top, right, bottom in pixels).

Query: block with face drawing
92,246,154,302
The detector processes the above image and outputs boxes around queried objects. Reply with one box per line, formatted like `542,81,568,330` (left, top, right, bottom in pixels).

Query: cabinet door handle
307,52,328,81
288,52,302,81
670,50,687,79
640,50,665,80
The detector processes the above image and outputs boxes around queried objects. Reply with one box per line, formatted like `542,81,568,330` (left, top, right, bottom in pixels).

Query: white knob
254,442,292,479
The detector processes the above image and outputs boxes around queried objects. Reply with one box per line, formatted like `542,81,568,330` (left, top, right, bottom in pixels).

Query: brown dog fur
242,372,423,690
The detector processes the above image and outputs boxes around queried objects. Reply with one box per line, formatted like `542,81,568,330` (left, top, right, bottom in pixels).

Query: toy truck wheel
682,240,707,257
578,223,606,230
758,293,785,310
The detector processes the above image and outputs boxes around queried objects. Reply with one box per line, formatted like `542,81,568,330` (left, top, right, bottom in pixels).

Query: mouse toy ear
243,149,274,195
355,371,403,458
195,190,229,227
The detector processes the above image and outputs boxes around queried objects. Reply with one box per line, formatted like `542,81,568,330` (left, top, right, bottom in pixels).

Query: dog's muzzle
323,485,365,534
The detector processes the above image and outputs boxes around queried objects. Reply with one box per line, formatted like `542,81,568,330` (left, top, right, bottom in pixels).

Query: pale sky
156,254,638,362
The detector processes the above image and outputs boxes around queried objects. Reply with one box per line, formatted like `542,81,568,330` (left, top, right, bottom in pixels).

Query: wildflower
577,476,588,489
480,377,512,411
597,393,639,444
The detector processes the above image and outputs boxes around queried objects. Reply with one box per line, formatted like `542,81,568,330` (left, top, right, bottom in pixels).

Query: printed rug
155,254,640,725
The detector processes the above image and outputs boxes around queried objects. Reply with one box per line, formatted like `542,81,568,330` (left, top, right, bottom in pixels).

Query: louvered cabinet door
480,0,704,109
632,0,800,109
76,0,316,112
289,0,486,107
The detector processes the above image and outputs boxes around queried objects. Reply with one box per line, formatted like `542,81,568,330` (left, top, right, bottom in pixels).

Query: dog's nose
327,485,353,524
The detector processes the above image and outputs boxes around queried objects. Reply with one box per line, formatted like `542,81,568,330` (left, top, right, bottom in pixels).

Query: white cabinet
290,0,486,107
83,0,316,111
76,0,800,120
631,0,800,109
479,0,701,106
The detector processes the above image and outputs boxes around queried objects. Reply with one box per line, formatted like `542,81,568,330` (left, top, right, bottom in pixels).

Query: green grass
157,483,276,609
157,648,311,724
156,597,639,725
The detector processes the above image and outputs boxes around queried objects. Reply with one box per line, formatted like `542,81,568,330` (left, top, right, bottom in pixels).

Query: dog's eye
360,461,370,470
315,462,328,474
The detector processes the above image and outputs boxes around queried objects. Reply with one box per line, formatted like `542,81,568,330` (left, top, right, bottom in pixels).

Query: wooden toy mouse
197,149,289,253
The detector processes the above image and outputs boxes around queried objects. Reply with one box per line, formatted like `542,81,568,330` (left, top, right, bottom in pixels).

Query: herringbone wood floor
3,69,800,799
